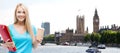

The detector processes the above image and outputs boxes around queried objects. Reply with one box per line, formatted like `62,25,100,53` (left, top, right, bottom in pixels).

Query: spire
86,27,88,33
94,8,98,16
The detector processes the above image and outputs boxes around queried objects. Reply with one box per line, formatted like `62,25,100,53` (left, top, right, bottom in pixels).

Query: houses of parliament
55,9,100,43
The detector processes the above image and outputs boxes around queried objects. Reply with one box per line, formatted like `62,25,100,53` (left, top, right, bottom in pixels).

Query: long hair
14,3,36,47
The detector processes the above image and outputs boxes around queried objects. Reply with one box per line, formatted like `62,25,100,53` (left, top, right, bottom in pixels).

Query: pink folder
0,24,16,52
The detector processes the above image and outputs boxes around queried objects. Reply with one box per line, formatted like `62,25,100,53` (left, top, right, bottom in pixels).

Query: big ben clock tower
93,9,99,33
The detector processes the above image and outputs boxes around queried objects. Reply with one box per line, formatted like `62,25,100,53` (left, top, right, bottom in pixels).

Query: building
93,9,100,33
55,9,101,44
59,28,73,43
41,22,50,36
55,28,85,44
99,24,120,32
54,32,62,43
73,15,86,42
55,15,86,44
76,15,85,34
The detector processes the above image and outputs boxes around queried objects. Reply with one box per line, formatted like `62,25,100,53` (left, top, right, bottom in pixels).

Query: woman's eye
23,11,25,14
17,11,25,14
17,11,21,13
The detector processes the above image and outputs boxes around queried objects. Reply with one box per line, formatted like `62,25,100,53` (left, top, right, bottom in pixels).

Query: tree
116,31,120,44
44,34,55,43
84,33,101,46
84,34,91,42
91,33,101,45
99,30,117,44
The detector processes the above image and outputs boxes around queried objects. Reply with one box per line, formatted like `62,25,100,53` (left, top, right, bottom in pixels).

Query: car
97,44,106,49
63,42,69,46
86,48,101,53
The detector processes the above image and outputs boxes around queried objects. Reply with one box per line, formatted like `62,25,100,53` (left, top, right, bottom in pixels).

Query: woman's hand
1,39,15,48
33,28,44,48
36,28,44,43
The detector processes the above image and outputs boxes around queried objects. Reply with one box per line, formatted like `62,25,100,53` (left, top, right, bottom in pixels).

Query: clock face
95,19,98,22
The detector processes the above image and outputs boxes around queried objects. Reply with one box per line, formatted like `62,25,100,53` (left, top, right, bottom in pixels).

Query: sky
0,0,120,34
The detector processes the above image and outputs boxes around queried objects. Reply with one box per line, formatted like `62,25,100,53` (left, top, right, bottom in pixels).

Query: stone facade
99,24,120,32
93,9,99,33
76,15,85,34
55,28,85,44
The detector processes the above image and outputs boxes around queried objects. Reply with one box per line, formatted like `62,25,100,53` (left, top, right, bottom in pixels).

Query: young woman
2,3,44,53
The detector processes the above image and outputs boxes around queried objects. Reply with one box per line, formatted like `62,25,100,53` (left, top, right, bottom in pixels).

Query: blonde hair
14,3,36,47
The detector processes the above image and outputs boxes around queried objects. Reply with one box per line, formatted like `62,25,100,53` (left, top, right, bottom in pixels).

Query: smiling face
16,6,26,22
